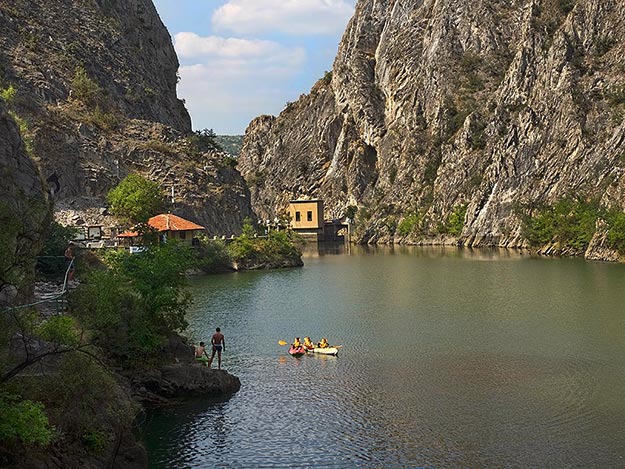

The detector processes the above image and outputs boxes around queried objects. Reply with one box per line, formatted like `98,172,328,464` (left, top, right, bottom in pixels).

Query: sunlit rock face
239,0,625,259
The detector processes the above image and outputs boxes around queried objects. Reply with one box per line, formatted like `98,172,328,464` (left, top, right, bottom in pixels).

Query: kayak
288,346,306,356
308,347,339,356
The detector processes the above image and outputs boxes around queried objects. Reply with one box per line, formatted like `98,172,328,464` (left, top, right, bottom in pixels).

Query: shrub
187,128,222,155
442,204,468,236
345,205,358,220
90,105,119,130
82,429,108,453
0,392,53,446
0,85,16,103
520,197,599,252
70,66,101,107
194,236,230,272
397,213,421,237
604,209,625,253
227,220,302,266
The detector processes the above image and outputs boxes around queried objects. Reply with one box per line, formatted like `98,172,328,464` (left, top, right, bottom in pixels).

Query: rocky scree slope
238,0,625,259
0,0,252,234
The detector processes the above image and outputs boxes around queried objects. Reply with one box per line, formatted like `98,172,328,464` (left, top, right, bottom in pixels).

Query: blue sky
152,0,357,135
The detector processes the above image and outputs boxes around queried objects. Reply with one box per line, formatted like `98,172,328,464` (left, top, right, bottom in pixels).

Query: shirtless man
195,341,209,366
208,327,226,369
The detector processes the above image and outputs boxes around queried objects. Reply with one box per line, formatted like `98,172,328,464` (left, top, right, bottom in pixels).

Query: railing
1,257,74,316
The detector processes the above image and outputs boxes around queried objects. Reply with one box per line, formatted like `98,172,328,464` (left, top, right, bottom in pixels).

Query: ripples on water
142,246,625,468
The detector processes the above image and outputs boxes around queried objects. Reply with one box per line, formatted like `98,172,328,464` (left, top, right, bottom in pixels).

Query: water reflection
304,242,531,260
143,247,625,468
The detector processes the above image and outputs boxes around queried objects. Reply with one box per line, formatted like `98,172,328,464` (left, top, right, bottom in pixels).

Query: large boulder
133,365,241,402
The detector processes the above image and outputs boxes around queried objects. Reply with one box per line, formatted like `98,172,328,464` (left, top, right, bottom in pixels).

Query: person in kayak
195,342,209,366
292,337,302,349
303,337,315,350
317,338,329,348
208,327,226,369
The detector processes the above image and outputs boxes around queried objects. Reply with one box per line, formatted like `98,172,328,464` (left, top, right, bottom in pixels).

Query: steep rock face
0,0,253,233
0,0,189,130
238,0,625,258
0,100,50,306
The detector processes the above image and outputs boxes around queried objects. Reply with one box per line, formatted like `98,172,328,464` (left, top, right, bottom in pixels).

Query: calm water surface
141,246,625,468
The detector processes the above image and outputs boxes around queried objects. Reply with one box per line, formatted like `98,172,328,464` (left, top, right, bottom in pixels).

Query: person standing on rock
208,327,226,369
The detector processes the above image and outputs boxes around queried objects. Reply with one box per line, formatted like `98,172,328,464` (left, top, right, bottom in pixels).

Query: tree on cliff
107,173,164,228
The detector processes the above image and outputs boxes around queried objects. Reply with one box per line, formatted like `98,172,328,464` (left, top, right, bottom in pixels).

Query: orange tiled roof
117,214,205,238
147,214,205,232
117,231,139,238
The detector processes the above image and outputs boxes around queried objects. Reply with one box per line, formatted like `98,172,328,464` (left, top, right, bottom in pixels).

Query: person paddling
303,337,315,350
317,338,329,348
208,327,226,369
195,342,209,366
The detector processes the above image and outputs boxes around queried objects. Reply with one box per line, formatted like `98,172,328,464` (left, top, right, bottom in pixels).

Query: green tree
189,128,222,153
107,174,164,227
74,243,193,366
36,222,79,277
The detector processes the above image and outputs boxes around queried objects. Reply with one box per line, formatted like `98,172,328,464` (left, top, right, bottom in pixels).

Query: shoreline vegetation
0,219,302,468
352,196,625,262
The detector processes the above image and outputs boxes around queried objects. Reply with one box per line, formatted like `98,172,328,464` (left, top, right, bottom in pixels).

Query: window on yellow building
295,211,301,222
307,211,313,221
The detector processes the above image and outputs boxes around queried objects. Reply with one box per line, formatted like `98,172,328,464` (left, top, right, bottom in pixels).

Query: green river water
141,245,625,468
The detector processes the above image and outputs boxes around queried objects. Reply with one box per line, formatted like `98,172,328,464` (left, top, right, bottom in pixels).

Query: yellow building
288,199,324,239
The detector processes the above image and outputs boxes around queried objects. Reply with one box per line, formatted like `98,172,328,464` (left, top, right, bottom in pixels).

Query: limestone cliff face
238,0,625,258
0,0,253,233
0,100,50,306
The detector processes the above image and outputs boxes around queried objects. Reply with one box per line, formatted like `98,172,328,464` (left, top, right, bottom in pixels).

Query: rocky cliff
0,0,253,234
0,100,50,306
238,0,625,259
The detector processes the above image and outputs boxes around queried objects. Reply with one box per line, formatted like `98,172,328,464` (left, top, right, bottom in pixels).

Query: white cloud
178,63,297,134
173,33,307,134
175,32,305,63
212,0,355,35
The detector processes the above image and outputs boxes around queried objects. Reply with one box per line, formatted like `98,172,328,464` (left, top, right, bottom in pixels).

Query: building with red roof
118,214,205,246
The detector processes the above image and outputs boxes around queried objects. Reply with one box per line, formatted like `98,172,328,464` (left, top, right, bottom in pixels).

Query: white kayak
308,347,339,356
